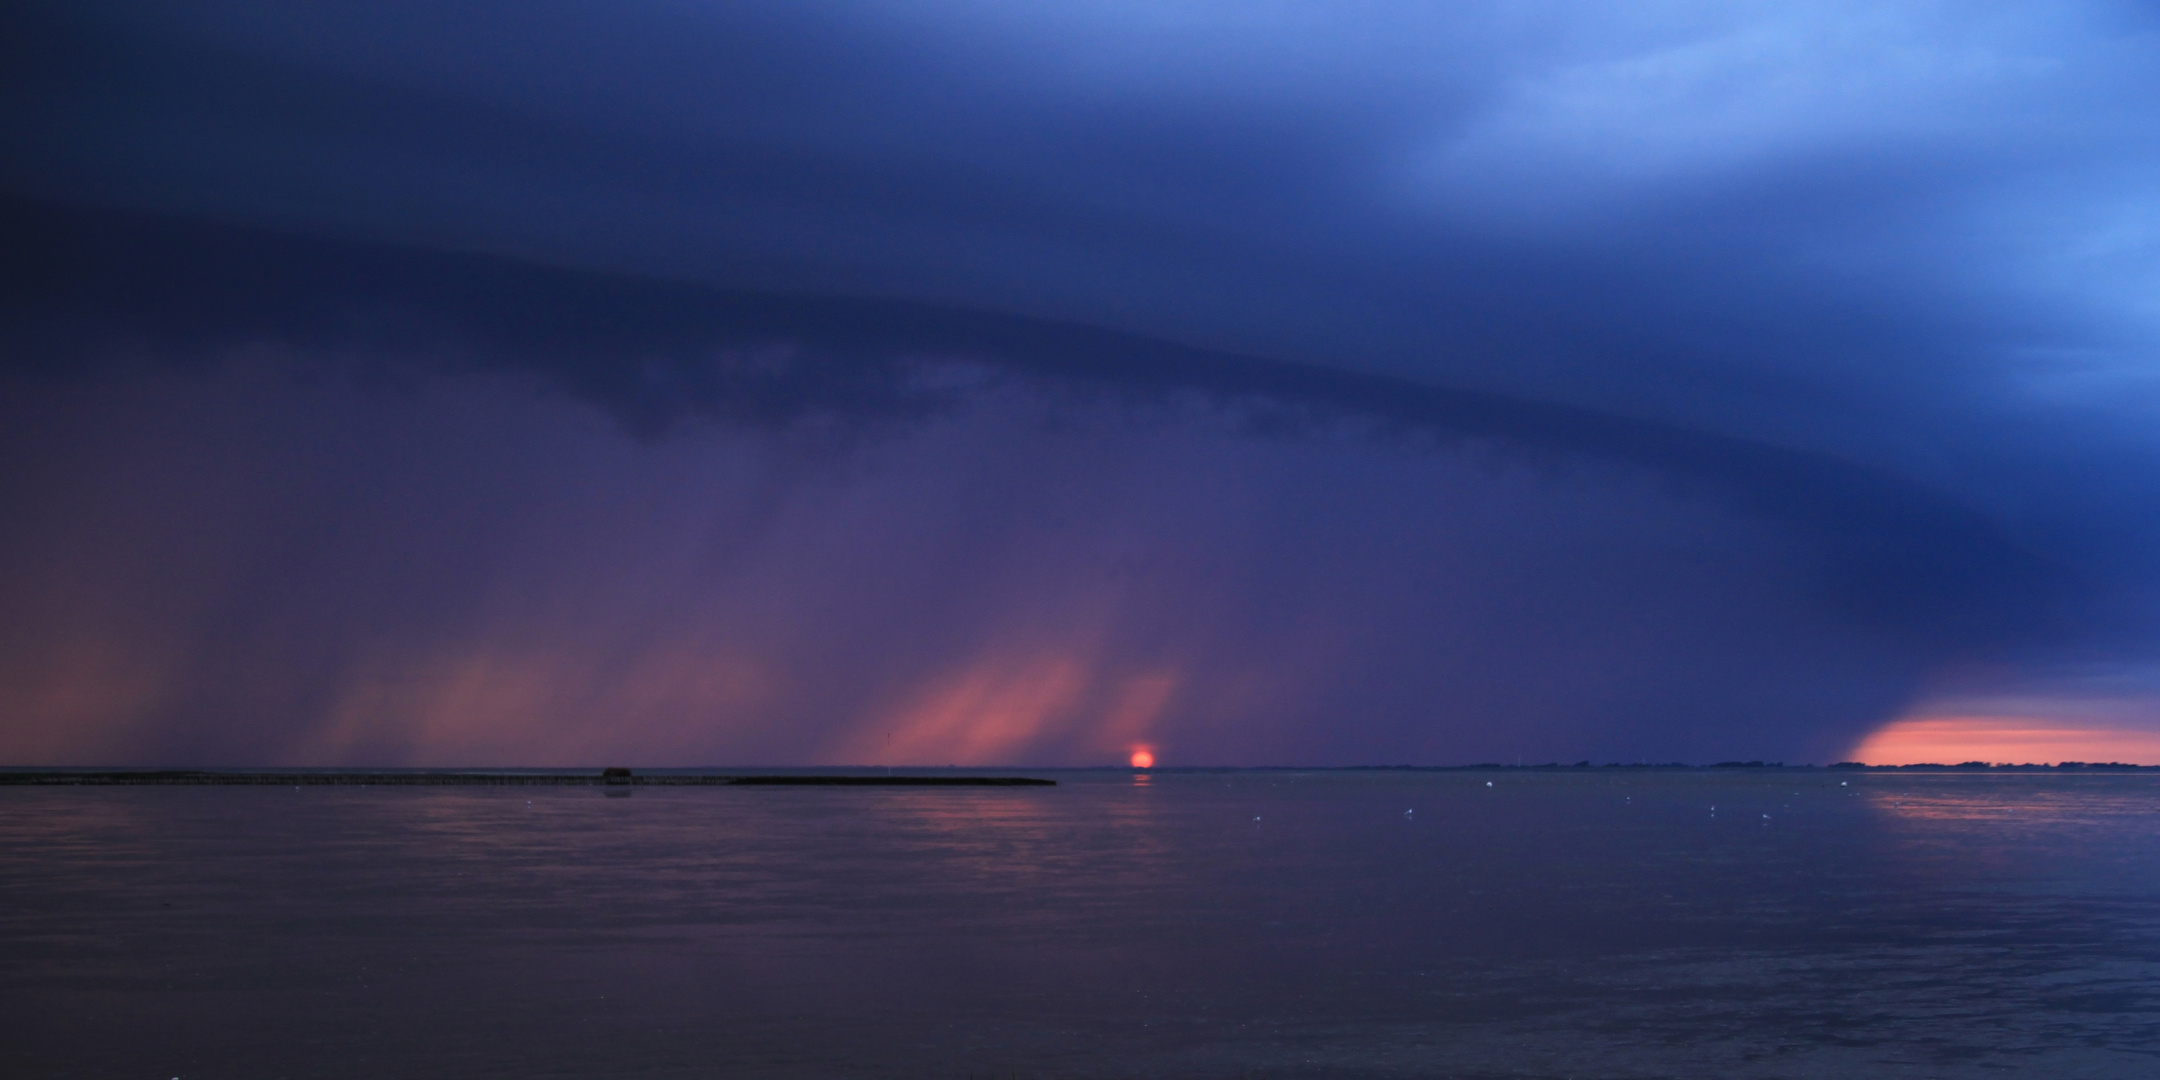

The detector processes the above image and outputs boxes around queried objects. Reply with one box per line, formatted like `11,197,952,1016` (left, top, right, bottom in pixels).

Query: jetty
0,769,1055,787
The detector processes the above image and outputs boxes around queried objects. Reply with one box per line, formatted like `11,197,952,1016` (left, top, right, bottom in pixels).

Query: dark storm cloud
0,195,2069,649
6,1,2160,760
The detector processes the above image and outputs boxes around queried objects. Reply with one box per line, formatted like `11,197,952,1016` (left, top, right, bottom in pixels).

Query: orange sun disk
1130,749,1154,769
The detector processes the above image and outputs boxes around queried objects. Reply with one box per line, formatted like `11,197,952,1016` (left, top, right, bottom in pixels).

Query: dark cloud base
2,195,2072,656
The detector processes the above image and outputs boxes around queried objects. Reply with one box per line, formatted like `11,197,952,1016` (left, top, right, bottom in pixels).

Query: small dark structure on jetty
0,769,1056,787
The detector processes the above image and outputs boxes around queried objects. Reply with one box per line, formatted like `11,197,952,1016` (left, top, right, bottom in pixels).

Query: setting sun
1130,748,1154,769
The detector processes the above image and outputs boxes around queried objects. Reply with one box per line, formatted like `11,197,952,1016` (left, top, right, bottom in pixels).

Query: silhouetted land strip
0,770,1056,787
6,764,2153,786
722,775,1054,786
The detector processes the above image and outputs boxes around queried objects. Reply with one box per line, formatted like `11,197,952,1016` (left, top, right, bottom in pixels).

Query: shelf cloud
6,2,2160,764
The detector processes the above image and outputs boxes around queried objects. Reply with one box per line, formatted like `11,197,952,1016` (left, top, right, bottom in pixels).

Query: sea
4,767,2159,1078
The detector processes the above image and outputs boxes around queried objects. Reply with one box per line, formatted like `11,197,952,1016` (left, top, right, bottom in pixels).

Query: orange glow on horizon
858,657,1087,766
1850,715,2160,765
1130,748,1154,769
832,651,1180,767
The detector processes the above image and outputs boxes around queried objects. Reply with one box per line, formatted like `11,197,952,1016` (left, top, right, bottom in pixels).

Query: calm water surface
4,769,2160,1078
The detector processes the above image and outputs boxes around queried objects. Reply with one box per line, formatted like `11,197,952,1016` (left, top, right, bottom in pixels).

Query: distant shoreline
2,763,2154,786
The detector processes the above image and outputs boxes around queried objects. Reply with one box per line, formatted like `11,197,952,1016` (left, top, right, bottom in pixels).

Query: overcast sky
6,1,2160,765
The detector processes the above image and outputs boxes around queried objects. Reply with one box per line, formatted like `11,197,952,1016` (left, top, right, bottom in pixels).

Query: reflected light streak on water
4,769,2160,1078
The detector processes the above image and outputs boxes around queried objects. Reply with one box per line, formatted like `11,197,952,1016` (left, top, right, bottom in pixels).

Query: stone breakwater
0,770,1055,787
